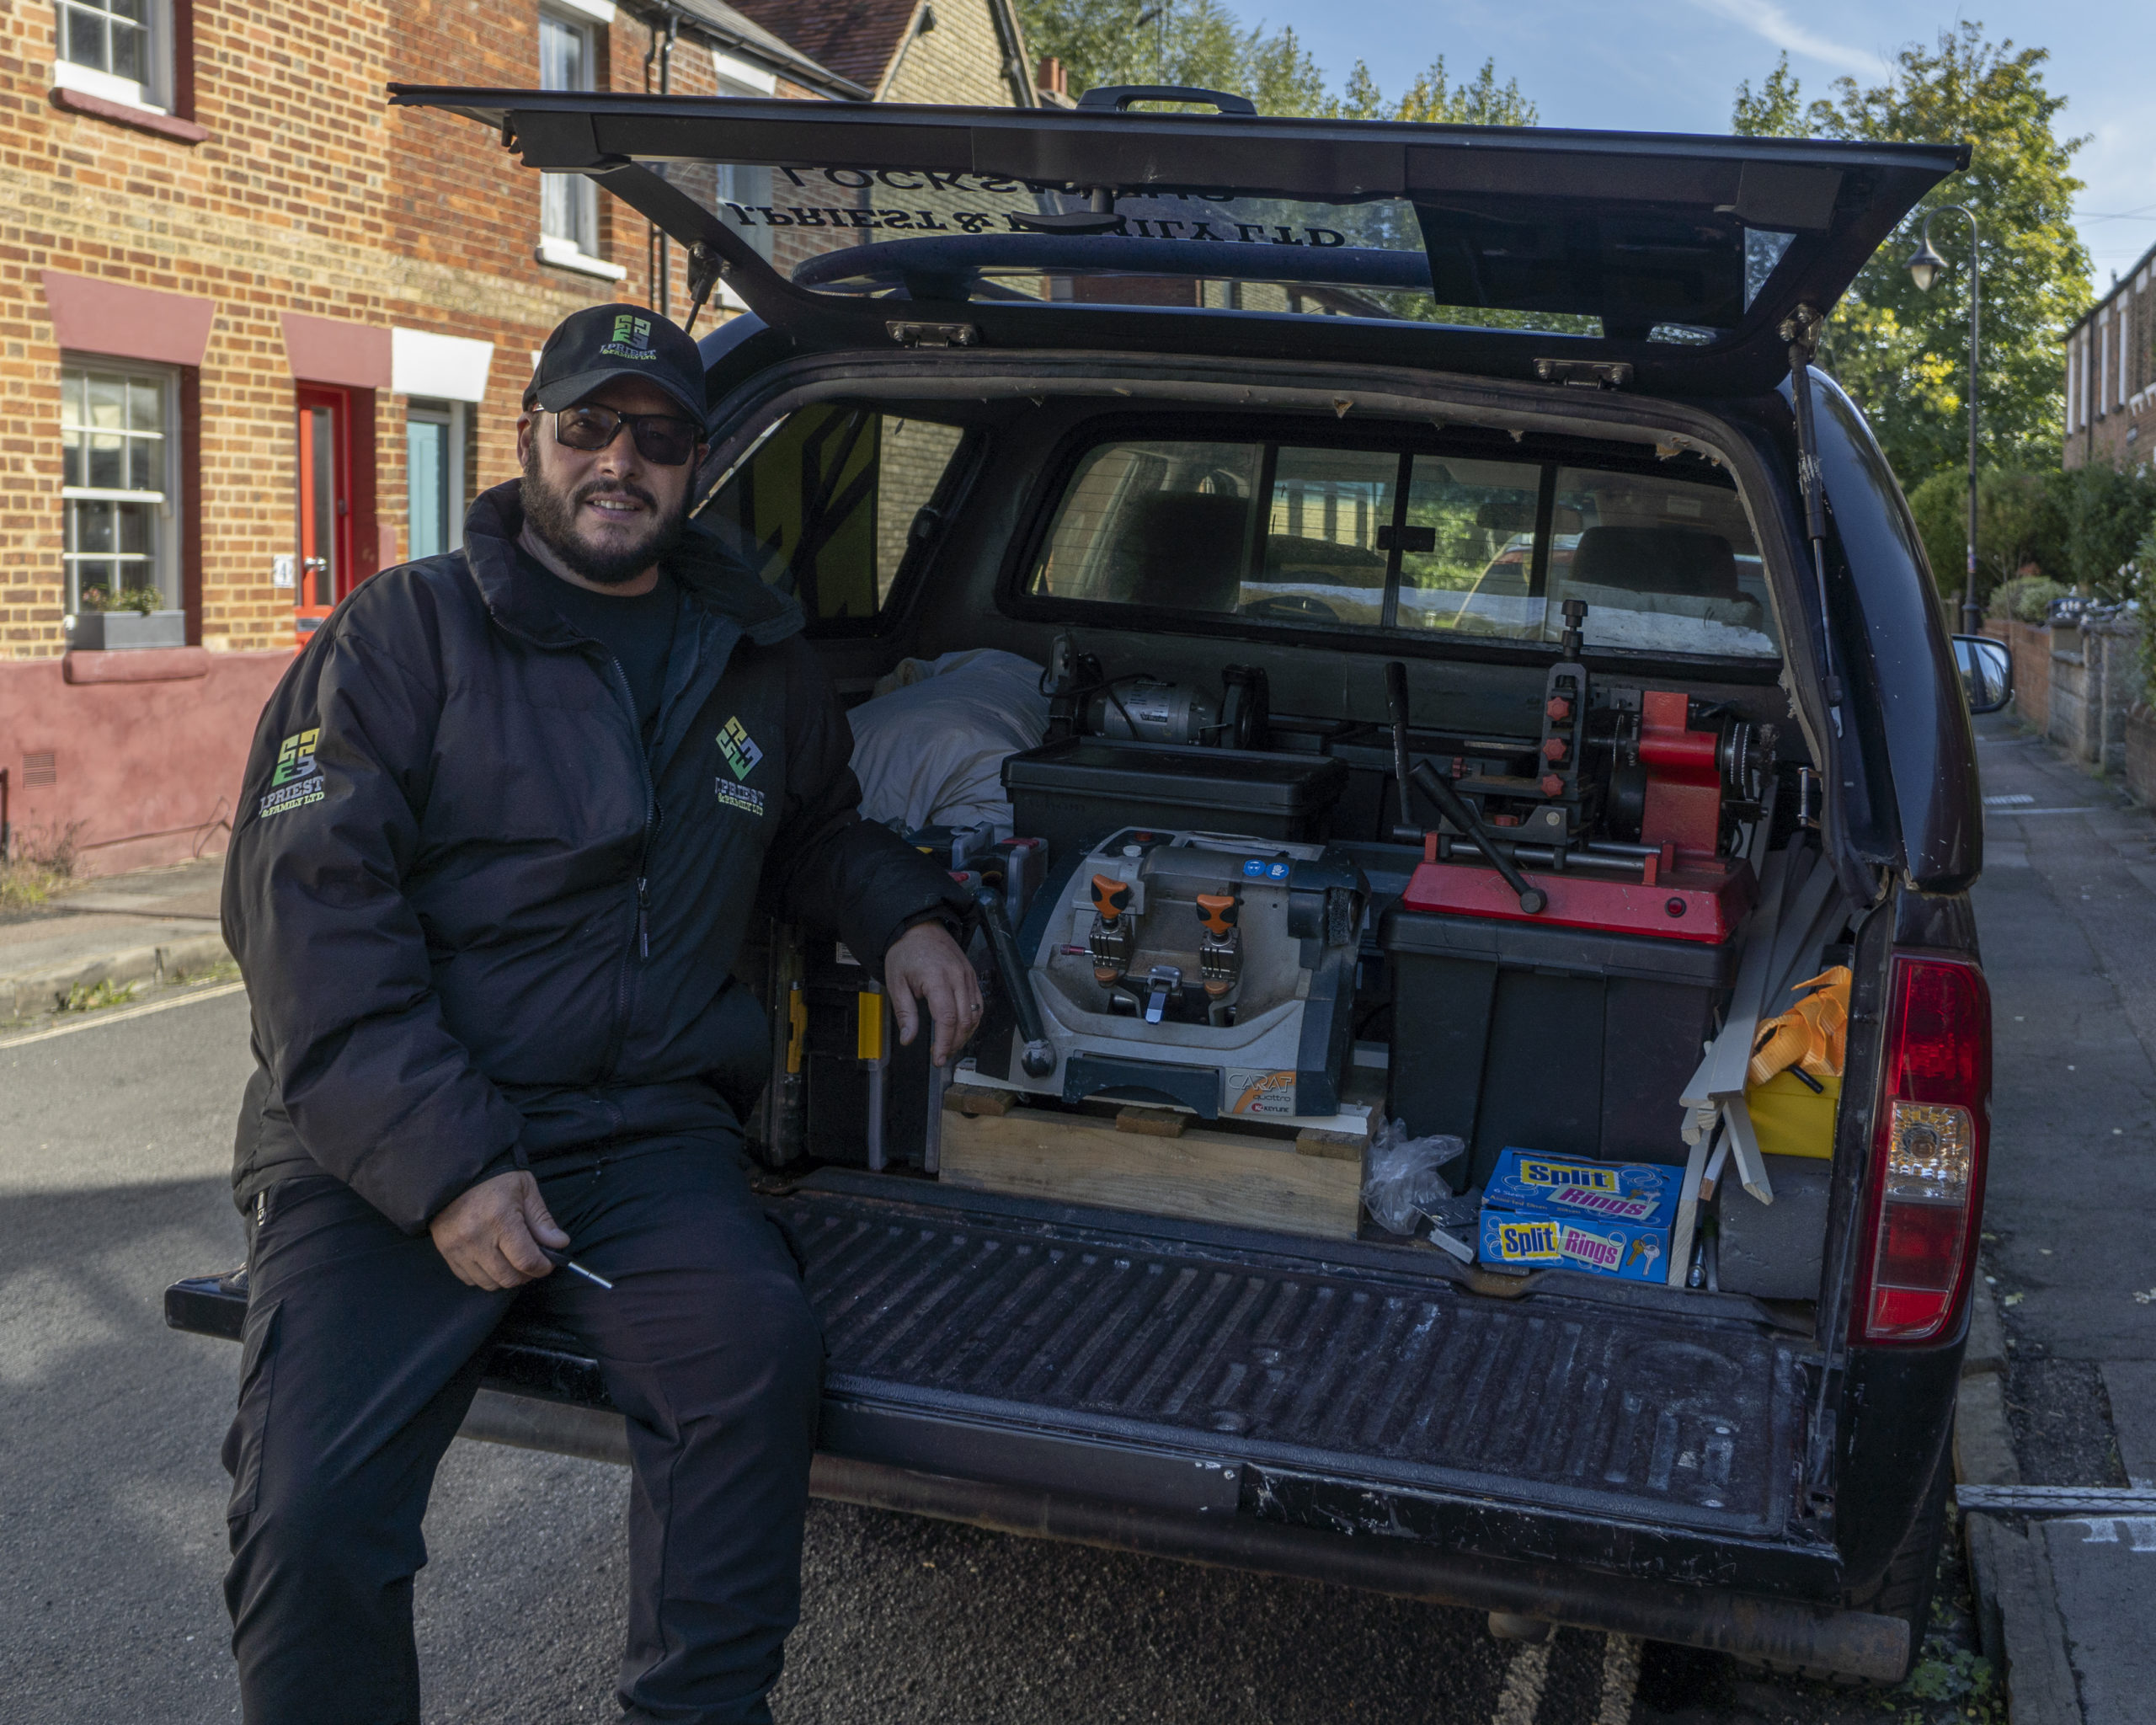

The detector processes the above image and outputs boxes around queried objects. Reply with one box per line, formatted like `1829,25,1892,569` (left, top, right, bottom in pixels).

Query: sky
1244,1,2154,286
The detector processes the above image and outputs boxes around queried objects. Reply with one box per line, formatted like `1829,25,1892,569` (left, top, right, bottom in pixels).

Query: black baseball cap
524,302,707,423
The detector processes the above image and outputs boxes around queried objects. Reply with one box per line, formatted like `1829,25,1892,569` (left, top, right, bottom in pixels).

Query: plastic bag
1361,1118,1469,1236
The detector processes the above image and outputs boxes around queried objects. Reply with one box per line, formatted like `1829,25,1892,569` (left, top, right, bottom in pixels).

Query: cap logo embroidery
600,313,657,361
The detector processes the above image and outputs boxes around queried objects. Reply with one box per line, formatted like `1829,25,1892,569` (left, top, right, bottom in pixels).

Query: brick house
725,0,1035,106
0,0,1031,878
2063,238,2156,471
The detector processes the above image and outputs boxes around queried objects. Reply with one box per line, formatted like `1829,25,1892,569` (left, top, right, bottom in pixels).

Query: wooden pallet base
937,1097,1364,1240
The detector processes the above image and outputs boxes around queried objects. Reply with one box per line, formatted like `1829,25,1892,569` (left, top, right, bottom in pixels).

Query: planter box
67,610,187,650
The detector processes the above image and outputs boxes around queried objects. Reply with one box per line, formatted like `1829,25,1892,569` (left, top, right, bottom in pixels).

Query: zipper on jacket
601,653,661,1078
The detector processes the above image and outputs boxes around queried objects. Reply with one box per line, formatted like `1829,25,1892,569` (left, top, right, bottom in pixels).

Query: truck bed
792,1176,1806,1539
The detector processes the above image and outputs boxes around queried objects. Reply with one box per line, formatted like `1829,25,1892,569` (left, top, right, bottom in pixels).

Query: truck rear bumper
453,1388,1904,1681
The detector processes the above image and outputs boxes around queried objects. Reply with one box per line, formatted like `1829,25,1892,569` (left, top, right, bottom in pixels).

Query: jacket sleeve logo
714,716,767,816
259,727,325,819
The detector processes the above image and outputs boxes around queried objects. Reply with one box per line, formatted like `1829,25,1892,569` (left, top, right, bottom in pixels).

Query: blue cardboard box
1483,1149,1682,1233
1477,1208,1673,1282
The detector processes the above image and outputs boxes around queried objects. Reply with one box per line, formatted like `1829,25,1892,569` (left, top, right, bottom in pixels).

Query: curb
1957,1281,2084,1723
0,932,232,1022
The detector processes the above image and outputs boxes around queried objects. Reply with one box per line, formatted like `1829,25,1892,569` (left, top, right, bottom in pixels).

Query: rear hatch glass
392,88,1968,393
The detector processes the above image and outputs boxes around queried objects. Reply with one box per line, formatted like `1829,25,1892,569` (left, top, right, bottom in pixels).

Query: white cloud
1682,0,1888,79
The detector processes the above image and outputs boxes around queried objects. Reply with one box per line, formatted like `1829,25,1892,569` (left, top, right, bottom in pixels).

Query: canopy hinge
1534,358,1633,390
888,321,980,349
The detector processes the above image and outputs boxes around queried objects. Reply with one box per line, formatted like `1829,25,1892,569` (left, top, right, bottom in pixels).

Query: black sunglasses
551,404,702,467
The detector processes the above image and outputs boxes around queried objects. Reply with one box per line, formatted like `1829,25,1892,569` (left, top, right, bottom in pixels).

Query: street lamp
1904,206,1982,633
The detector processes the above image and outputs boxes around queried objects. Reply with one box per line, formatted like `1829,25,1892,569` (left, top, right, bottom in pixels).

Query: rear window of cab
1023,437,1778,660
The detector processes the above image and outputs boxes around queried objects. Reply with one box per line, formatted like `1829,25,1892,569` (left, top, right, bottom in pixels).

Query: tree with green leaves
1732,28,2090,491
1907,466,2068,610
1329,56,1534,126
2067,462,2156,600
1017,0,1326,114
1016,1,1533,125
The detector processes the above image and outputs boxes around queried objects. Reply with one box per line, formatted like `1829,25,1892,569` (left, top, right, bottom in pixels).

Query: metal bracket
681,241,725,336
1534,359,1634,390
1143,965,1182,1025
888,321,981,349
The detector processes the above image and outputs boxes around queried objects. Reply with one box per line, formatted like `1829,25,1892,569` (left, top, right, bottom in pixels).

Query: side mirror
1951,634,2012,715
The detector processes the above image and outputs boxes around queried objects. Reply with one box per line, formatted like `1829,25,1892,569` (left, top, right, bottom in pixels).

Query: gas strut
1409,759,1549,915
1780,302,1844,740
974,888,1056,1076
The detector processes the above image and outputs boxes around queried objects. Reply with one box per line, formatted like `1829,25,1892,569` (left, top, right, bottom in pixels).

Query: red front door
295,386,355,646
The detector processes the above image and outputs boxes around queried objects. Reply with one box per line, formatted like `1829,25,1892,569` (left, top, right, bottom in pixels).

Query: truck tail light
1851,954,1990,1346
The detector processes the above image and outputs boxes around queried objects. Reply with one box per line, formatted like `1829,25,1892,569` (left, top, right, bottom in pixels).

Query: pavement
1959,713,2156,1724
0,853,230,1022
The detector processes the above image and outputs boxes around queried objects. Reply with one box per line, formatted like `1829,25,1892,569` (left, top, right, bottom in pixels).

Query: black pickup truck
168,87,2002,1683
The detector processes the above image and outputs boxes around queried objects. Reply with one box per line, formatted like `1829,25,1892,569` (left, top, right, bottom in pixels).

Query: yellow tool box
1744,1069,1840,1161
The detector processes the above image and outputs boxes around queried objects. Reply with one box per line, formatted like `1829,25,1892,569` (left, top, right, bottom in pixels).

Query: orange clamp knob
1541,736,1567,762
1545,697,1572,721
1091,873,1132,920
1540,773,1566,798
1195,892,1239,937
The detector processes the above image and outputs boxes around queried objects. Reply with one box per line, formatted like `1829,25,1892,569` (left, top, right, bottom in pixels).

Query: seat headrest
1567,526,1738,600
1104,491,1251,611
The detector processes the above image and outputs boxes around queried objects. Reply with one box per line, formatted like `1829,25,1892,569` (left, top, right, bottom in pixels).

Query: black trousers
221,1138,824,1725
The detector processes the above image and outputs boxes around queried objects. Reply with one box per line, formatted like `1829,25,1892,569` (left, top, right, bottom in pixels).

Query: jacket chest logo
715,715,767,817
718,716,764,782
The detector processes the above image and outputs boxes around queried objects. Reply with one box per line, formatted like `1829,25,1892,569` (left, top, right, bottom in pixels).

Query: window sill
50,86,208,145
535,237,627,281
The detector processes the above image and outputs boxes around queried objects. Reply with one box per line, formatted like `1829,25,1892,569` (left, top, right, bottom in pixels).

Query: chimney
1038,56,1068,99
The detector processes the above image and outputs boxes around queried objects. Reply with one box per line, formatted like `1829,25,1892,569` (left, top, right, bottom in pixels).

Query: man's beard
520,453,690,586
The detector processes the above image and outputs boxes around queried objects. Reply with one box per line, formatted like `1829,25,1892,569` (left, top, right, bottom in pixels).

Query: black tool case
1003,738,1348,862
1380,908,1739,1185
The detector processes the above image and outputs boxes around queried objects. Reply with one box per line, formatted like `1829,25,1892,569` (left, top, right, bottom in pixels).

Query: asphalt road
1,980,1972,1725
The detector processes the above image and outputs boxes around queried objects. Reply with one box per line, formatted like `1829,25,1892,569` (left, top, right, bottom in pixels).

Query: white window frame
711,49,777,288
2121,291,2134,406
403,401,467,562
538,8,616,277
60,355,181,620
53,0,173,113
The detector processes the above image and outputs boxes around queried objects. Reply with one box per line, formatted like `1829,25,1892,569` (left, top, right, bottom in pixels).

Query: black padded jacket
223,481,969,1232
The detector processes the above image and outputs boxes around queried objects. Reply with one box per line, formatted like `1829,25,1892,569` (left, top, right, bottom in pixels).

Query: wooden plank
940,1105,1362,1240
1115,1106,1188,1138
1294,1128,1363,1161
942,1084,1015,1118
